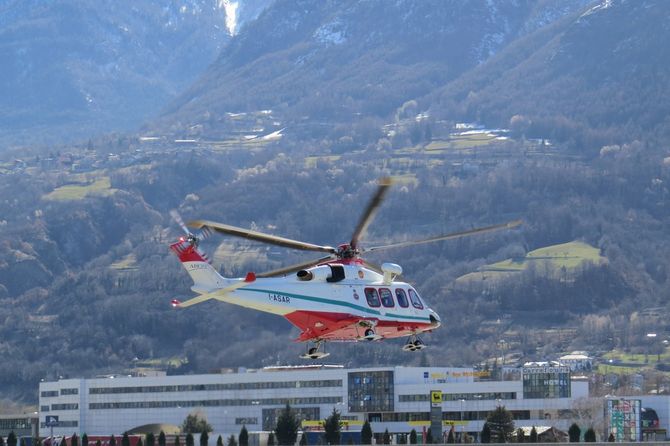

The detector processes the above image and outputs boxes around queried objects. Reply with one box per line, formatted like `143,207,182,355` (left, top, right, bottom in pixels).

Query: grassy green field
456,241,606,283
110,253,138,271
304,155,341,168
43,176,116,201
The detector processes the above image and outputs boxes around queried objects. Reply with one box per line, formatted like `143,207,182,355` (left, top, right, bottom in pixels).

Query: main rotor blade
188,220,337,254
170,209,190,235
350,177,393,249
364,219,523,253
256,255,335,278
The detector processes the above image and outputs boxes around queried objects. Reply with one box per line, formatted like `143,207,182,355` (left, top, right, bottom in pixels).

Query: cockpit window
379,288,395,308
408,289,423,309
395,289,409,308
364,288,380,307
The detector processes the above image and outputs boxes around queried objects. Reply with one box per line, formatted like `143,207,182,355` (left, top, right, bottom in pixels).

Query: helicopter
169,178,521,359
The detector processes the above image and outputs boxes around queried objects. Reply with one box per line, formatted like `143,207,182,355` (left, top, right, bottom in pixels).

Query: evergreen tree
183,414,213,434
7,433,17,446
159,432,166,446
239,426,248,446
568,423,581,442
361,421,373,445
137,439,144,446
383,429,390,445
122,433,130,446
96,441,102,446
425,429,433,445
299,434,307,446
516,428,524,443
323,408,341,446
529,427,538,443
481,423,491,444
216,436,223,446
186,434,194,446
109,435,116,446
71,435,79,446
275,404,299,446
82,434,89,446
267,433,275,446
200,430,209,446
227,436,237,446
447,426,455,444
409,429,417,445
583,428,596,443
486,406,514,443
147,433,156,446
607,433,615,442
175,437,181,446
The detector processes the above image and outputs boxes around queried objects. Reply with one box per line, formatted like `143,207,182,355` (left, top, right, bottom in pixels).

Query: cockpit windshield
408,288,423,309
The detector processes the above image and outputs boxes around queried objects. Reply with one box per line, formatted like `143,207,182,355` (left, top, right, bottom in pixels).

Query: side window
408,289,423,309
395,289,409,308
365,288,381,307
379,288,395,308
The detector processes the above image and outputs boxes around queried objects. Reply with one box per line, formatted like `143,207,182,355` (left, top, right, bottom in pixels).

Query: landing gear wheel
403,335,426,352
300,341,330,360
360,328,382,341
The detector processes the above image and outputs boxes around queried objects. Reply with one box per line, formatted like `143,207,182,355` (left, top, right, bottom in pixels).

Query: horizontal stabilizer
171,273,255,308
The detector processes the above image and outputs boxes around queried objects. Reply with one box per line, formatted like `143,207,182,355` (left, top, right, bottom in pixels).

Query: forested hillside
0,130,669,401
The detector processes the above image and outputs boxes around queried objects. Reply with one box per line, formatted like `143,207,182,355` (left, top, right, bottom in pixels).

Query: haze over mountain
157,0,591,135
0,0,271,144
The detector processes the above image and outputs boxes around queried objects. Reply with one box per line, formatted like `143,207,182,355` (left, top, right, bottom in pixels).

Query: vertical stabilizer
169,239,229,293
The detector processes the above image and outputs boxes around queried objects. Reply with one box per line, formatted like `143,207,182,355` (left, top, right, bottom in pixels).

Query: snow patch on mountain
220,0,239,36
313,19,347,45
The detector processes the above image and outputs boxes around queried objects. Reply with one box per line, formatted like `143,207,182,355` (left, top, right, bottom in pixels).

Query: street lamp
459,399,466,443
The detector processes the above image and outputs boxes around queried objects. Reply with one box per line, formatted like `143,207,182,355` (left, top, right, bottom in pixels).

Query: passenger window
395,289,409,308
408,289,423,309
365,288,381,307
379,288,395,308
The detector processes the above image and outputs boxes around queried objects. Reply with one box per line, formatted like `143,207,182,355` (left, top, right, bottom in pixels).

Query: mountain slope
157,0,590,135
0,0,271,145
433,0,670,149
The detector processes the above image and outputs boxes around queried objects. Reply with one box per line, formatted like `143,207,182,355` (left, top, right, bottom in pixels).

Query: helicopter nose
429,309,441,327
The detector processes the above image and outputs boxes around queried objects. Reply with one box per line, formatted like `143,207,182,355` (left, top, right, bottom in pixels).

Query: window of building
364,288,380,307
408,289,423,309
235,418,258,425
348,371,394,413
51,403,79,411
379,288,395,308
40,391,59,398
60,388,78,395
88,380,342,394
395,289,409,308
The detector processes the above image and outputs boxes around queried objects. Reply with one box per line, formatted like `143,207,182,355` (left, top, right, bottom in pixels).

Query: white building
558,352,593,372
39,365,588,442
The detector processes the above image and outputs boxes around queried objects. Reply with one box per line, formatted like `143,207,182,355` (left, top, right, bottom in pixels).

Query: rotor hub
336,243,358,259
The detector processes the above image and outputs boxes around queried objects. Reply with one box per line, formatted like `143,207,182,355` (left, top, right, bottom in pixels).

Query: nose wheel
402,335,426,352
300,340,330,360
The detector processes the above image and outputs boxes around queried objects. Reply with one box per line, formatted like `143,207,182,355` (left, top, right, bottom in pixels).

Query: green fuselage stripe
242,288,432,323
